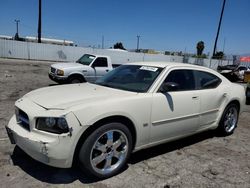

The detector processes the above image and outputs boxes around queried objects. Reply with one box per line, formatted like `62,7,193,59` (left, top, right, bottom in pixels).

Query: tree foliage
196,41,205,56
213,51,224,59
113,42,126,50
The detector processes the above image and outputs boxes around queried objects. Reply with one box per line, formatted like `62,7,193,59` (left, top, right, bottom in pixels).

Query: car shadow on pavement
10,130,217,184
10,146,99,184
48,83,60,86
129,130,217,164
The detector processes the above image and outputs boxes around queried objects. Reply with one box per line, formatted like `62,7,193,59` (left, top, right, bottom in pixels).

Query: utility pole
102,35,104,49
222,38,226,53
14,19,20,40
38,0,42,43
212,0,226,58
136,35,141,52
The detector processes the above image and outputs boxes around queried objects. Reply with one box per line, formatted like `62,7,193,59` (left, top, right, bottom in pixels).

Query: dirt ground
0,58,250,188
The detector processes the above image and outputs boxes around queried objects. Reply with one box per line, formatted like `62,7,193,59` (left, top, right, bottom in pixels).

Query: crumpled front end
6,97,85,168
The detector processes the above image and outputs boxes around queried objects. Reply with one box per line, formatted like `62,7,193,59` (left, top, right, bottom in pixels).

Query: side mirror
160,82,179,93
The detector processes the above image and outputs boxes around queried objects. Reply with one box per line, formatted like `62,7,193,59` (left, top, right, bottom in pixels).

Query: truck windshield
95,65,163,92
76,54,96,65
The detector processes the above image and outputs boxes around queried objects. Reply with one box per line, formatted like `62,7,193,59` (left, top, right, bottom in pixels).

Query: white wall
0,39,233,69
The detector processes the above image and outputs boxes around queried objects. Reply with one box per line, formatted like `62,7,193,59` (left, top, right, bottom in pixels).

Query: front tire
78,123,132,179
218,103,239,136
68,76,84,84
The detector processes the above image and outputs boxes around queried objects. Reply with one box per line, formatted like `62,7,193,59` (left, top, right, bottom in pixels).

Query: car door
91,57,110,81
150,69,200,143
193,70,225,128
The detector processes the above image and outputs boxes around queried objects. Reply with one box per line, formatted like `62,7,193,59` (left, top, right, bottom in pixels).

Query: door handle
223,93,228,97
192,96,199,99
106,69,109,72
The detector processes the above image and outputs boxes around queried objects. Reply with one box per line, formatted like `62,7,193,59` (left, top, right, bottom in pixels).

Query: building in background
0,35,74,46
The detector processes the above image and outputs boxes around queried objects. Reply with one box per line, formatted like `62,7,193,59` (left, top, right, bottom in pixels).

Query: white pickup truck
49,54,120,83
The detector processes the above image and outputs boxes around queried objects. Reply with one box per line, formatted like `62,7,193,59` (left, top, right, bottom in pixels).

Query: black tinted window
194,70,221,89
163,69,195,91
92,57,108,67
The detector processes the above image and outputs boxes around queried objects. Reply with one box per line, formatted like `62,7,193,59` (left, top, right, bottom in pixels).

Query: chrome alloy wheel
223,106,238,133
90,129,129,175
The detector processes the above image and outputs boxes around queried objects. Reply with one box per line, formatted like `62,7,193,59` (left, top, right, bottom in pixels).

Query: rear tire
78,123,132,179
218,103,239,136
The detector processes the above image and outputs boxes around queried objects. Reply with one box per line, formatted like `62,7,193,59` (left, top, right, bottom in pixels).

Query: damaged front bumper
6,115,72,168
6,98,85,168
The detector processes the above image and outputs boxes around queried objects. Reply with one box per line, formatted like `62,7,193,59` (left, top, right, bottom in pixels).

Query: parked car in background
49,54,121,84
217,64,249,82
7,62,245,179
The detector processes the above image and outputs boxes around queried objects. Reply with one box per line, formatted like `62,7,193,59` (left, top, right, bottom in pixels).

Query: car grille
15,108,30,131
51,67,56,73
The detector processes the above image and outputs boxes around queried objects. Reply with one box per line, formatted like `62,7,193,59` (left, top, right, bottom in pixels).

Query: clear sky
0,0,249,55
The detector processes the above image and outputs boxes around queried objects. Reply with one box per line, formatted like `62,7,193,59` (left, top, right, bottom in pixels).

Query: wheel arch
217,99,240,126
216,99,240,135
227,99,240,112
72,115,137,166
68,73,86,82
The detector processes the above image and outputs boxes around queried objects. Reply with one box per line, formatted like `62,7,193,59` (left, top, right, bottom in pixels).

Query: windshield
95,65,163,92
76,54,96,65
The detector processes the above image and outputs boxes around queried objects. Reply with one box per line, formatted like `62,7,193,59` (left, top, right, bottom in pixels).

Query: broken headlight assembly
36,117,69,134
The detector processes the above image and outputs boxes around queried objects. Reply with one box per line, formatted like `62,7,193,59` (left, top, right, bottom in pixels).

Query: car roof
128,61,228,83
128,61,208,69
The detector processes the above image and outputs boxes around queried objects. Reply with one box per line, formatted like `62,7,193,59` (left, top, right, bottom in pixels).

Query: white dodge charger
6,62,245,178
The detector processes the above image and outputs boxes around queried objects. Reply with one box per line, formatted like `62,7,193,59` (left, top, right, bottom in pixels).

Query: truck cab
49,54,114,83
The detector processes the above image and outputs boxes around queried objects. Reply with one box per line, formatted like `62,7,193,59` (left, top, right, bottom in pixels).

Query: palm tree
196,41,205,56
113,42,126,50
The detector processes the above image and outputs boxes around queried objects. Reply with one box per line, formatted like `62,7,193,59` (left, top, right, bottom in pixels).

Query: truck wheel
78,123,132,179
218,103,239,136
68,76,84,84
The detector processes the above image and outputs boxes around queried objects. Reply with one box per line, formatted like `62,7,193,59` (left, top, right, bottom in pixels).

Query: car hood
24,83,136,110
51,62,84,69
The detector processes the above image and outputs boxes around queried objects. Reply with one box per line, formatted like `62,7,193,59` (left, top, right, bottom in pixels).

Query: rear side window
92,57,108,67
194,70,221,89
163,69,195,91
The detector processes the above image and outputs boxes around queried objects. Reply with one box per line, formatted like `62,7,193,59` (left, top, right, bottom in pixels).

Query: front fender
71,94,153,148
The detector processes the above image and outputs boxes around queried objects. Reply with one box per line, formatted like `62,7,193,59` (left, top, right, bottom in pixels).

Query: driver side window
92,57,108,67
161,69,195,92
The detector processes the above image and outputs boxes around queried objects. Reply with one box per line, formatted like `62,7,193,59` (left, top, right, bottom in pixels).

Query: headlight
36,117,69,134
56,69,64,76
